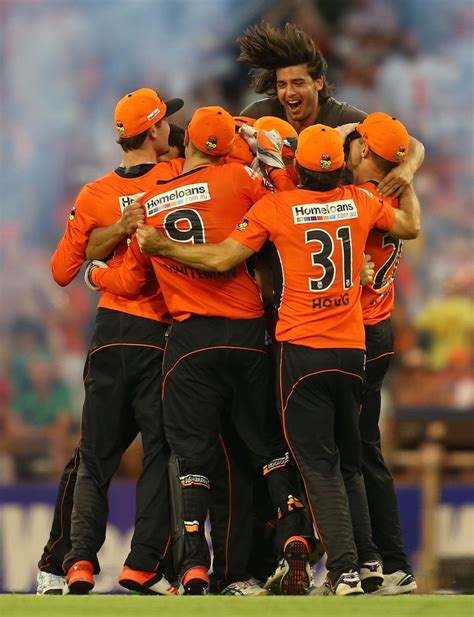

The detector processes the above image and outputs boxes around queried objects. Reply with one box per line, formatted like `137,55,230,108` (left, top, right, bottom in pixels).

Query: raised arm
378,136,425,197
388,183,421,240
136,224,255,272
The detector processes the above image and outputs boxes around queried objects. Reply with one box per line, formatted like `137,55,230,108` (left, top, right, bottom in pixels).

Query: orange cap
295,124,344,172
188,106,235,156
114,88,184,138
233,116,256,130
356,112,409,163
254,116,298,159
224,116,255,165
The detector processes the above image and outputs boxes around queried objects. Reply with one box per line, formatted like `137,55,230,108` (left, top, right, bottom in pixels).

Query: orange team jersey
229,184,396,350
93,163,273,321
51,159,184,323
359,181,403,325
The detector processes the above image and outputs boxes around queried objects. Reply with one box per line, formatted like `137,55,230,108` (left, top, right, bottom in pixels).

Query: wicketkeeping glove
239,124,285,170
84,260,108,291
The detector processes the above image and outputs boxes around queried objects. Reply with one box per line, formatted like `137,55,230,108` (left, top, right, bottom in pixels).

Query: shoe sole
119,578,155,595
280,539,311,595
68,579,94,594
36,589,64,595
372,582,417,596
361,573,384,593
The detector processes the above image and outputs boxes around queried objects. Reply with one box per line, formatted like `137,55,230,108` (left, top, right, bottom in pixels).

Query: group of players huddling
36,23,423,597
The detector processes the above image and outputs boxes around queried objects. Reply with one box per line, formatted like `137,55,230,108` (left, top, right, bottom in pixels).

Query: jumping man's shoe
264,536,312,595
66,560,94,594
360,560,384,593
371,570,417,595
221,577,269,596
118,565,180,595
311,571,365,596
36,571,66,595
333,571,364,596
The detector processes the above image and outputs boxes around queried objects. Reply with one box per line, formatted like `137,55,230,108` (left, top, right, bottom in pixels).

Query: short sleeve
229,195,277,253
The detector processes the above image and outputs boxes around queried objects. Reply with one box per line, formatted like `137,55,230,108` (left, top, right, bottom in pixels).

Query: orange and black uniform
41,161,182,578
359,181,412,575
93,162,312,580
229,183,396,584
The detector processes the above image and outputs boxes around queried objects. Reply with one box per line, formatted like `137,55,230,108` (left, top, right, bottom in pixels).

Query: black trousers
162,316,310,579
62,309,172,574
361,318,411,574
279,342,380,585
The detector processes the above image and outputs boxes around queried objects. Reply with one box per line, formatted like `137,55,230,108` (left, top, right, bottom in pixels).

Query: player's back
266,184,394,349
359,181,402,326
142,162,266,321
53,159,183,322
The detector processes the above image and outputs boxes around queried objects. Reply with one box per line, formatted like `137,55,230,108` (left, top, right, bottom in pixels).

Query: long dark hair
238,22,333,100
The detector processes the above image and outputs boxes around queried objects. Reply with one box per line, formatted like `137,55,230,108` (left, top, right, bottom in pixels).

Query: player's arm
85,201,145,259
51,188,97,286
388,183,421,239
88,236,150,296
136,224,254,272
378,136,425,197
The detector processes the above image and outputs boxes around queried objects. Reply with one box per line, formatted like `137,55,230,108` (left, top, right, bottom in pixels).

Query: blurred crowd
0,0,472,482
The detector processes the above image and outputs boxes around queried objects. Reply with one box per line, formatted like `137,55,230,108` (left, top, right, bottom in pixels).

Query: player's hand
84,260,108,291
118,201,145,235
334,122,358,143
378,165,414,197
136,223,169,256
361,254,375,286
240,124,285,169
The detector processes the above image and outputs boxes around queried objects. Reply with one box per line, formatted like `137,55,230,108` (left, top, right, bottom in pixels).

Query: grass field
1,595,473,617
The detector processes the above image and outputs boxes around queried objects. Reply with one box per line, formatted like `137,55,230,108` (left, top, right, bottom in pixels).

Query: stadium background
0,0,472,595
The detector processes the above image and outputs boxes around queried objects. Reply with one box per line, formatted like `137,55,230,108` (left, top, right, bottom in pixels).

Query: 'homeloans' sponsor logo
293,199,358,224
119,192,146,212
145,183,210,217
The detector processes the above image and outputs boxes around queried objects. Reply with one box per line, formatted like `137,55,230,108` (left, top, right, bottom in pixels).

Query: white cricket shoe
221,577,269,596
310,571,364,596
36,571,67,595
360,560,384,593
372,570,417,595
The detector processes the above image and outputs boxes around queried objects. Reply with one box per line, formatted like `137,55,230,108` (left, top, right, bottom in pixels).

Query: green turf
0,595,473,617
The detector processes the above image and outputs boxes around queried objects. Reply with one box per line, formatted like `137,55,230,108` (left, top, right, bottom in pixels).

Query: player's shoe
310,571,364,596
118,565,180,595
36,571,67,595
66,560,94,594
264,536,312,595
182,566,209,595
221,577,269,596
371,570,417,595
360,560,384,593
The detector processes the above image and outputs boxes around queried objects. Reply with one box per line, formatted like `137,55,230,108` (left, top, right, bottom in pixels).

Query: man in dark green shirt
238,22,424,197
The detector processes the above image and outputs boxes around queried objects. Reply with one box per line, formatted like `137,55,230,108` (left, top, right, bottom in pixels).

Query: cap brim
164,98,184,117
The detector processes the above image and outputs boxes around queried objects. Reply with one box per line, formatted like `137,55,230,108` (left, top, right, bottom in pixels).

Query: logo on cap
116,120,125,135
396,145,406,160
147,107,160,121
320,153,332,170
205,136,218,152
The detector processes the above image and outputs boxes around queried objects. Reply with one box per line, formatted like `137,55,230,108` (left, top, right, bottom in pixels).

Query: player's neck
183,154,221,173
353,162,384,185
120,145,159,167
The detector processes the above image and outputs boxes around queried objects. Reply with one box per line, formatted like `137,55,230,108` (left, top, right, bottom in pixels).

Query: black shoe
184,578,208,595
